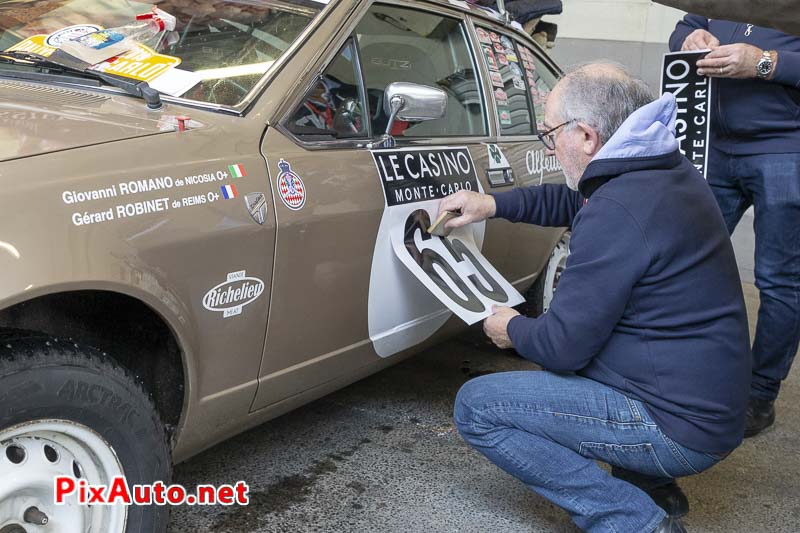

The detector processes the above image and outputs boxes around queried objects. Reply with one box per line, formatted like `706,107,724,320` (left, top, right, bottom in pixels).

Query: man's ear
576,122,602,157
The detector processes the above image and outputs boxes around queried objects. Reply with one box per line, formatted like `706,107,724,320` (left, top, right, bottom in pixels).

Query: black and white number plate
367,147,523,357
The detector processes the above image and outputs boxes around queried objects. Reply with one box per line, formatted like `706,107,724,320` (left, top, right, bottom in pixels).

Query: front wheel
526,232,570,317
0,332,170,533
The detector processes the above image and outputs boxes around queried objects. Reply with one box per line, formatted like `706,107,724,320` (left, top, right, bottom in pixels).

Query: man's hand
681,29,719,51
438,190,496,231
697,44,764,79
483,305,520,349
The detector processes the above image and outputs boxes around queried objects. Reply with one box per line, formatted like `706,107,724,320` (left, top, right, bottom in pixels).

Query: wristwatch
756,50,775,79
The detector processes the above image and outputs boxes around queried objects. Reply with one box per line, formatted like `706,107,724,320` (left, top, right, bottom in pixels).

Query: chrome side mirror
368,82,447,149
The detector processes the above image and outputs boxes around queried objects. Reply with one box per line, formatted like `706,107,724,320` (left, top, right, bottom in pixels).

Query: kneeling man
442,62,750,533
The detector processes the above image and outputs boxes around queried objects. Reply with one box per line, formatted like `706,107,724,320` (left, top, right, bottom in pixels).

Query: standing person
670,17,800,437
441,62,751,533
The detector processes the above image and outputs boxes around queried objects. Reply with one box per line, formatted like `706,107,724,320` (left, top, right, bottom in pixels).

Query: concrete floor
169,283,799,533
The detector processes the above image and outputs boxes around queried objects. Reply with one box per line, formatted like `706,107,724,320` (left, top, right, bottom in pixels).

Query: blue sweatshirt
669,16,800,155
492,95,751,453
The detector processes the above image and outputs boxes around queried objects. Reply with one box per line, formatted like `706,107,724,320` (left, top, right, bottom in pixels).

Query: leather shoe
653,516,688,533
647,482,689,518
744,397,775,438
611,467,689,518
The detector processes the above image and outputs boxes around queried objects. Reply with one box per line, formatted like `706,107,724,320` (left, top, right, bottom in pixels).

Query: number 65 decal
403,209,511,315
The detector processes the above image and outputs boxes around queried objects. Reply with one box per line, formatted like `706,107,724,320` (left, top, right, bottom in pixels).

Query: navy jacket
492,95,751,453
669,16,800,155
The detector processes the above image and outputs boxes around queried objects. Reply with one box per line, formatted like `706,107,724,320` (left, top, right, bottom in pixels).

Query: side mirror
369,82,447,148
383,82,447,128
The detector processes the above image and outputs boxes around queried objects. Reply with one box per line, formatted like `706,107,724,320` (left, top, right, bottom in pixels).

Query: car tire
0,330,170,533
525,232,570,317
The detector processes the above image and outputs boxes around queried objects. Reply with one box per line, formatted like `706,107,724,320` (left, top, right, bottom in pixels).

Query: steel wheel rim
543,235,570,313
0,420,127,533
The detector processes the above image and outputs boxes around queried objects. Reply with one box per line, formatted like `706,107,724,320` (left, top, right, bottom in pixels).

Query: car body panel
0,0,568,462
0,79,172,161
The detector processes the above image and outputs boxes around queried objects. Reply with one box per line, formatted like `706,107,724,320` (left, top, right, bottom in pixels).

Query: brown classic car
0,1,568,530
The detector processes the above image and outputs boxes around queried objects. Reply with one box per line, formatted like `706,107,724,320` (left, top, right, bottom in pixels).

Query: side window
355,5,487,138
287,39,367,140
516,42,558,131
476,27,535,135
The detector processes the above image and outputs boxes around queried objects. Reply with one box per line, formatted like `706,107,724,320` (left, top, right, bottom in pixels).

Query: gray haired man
441,63,750,532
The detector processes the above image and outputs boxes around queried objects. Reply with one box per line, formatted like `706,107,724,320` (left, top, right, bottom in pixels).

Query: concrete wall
545,0,756,282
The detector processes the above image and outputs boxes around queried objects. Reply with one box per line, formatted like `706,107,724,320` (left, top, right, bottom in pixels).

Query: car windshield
0,0,324,107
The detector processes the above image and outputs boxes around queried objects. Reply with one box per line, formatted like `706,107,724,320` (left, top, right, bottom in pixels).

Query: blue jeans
454,371,722,533
707,147,800,401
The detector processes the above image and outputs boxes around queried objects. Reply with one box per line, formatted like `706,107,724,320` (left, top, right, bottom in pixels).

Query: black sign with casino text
661,51,712,178
372,147,480,207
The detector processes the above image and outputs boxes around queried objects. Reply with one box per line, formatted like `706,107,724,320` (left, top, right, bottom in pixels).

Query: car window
355,4,486,139
516,42,558,131
0,0,322,107
475,26,535,135
286,39,368,140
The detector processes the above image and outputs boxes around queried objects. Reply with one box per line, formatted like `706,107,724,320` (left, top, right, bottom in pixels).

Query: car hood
0,79,183,161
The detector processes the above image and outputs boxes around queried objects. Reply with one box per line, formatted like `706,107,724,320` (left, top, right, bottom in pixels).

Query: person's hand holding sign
438,190,496,231
483,305,520,349
681,29,719,51
697,44,767,79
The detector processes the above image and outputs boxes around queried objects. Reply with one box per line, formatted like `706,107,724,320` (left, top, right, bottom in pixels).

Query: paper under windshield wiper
0,50,163,109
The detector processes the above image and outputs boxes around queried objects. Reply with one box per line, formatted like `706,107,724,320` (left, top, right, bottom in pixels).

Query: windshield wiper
0,50,163,109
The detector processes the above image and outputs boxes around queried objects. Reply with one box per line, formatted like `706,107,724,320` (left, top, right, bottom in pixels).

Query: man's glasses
537,120,574,150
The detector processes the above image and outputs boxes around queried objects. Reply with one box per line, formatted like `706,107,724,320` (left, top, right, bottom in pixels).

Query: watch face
757,54,773,77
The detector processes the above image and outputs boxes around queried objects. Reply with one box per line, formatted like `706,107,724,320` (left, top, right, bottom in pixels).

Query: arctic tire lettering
58,379,139,424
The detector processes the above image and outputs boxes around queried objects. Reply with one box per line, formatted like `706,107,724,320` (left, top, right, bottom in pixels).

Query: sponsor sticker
512,77,526,91
493,42,504,53
506,53,518,63
45,24,103,48
372,147,479,207
494,88,508,103
202,270,265,318
489,31,500,43
490,71,504,88
498,107,512,125
483,46,498,71
497,54,508,67
476,28,492,44
276,158,306,210
367,145,522,356
487,143,510,170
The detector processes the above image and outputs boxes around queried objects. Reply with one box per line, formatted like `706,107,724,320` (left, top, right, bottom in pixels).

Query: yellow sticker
4,27,181,84
91,45,181,83
6,35,57,57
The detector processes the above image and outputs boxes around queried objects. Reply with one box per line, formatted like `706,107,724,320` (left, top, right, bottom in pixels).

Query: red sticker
276,159,306,210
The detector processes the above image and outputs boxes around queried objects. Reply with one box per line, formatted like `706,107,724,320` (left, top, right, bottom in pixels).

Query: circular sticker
276,159,306,210
45,24,103,48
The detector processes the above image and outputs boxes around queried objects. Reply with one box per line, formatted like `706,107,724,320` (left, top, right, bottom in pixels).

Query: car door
252,1,498,411
470,17,567,286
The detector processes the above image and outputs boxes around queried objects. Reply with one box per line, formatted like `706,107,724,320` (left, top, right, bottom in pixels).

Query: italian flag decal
229,164,246,178
221,184,238,199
